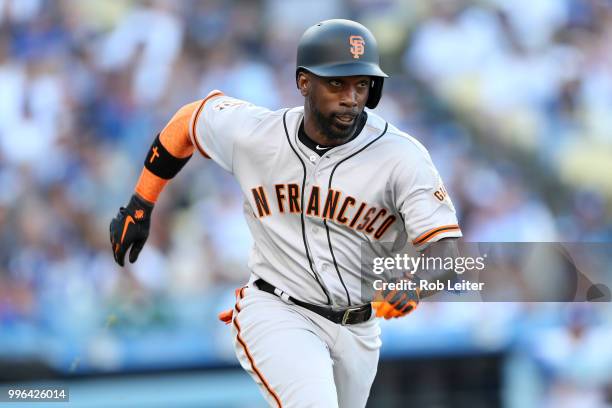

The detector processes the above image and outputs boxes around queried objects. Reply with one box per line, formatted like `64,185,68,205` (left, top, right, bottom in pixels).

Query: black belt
254,279,372,325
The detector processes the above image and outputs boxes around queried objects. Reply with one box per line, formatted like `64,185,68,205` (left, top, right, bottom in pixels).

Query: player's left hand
109,194,153,267
372,279,419,319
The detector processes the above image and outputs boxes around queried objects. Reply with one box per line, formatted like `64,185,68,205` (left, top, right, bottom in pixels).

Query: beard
308,97,360,141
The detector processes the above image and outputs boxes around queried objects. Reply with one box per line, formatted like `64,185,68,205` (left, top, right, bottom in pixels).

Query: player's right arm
109,96,203,266
109,91,269,266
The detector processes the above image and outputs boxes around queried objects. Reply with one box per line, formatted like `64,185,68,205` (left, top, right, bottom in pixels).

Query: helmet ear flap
366,78,384,109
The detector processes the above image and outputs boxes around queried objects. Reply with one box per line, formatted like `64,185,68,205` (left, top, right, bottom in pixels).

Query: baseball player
110,19,461,408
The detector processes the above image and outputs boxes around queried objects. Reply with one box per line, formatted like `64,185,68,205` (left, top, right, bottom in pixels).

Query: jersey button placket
305,157,327,276
310,155,323,184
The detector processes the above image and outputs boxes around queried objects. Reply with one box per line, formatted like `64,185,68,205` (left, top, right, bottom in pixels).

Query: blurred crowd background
1,0,611,407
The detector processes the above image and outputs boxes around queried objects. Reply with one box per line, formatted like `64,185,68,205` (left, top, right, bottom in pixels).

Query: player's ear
297,71,310,97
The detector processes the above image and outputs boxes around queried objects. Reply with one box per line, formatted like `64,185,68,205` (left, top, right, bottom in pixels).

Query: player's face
304,74,371,140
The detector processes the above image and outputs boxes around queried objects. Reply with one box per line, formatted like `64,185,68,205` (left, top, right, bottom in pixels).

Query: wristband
144,134,192,179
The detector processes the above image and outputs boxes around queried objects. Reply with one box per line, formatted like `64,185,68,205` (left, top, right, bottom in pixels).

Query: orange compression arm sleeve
134,100,203,203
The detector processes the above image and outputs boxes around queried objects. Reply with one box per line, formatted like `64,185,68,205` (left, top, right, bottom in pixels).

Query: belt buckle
341,306,362,326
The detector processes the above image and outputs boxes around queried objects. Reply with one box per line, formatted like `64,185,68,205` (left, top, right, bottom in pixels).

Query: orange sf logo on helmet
349,35,365,59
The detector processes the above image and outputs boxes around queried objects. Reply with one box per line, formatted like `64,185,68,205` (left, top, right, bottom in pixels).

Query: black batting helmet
296,19,388,109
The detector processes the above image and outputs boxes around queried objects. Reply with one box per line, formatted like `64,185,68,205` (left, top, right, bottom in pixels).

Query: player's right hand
109,194,153,267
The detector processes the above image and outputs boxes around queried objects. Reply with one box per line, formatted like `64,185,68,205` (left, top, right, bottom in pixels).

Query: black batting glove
372,277,420,319
109,194,153,267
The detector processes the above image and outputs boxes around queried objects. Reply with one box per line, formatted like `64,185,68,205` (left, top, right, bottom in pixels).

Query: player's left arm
372,237,462,319
372,237,460,319
373,140,462,319
415,236,460,298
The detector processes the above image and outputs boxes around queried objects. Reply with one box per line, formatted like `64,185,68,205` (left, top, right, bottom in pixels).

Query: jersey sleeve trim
189,90,224,158
412,224,461,246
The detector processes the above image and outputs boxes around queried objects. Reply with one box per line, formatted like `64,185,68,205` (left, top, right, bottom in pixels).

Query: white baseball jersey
191,90,462,307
